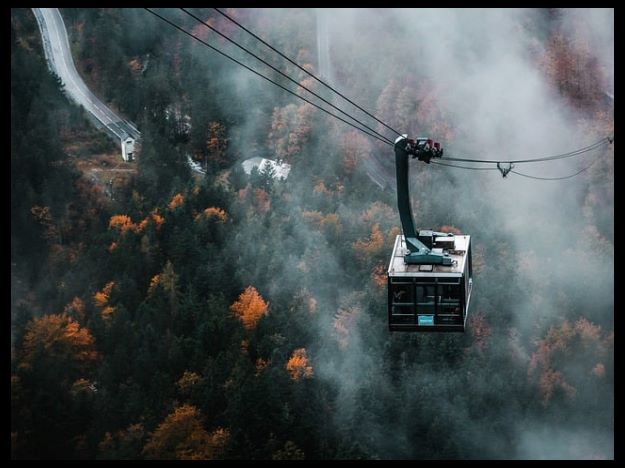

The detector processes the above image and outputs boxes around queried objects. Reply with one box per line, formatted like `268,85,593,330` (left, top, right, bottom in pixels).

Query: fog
217,8,613,459
17,7,611,459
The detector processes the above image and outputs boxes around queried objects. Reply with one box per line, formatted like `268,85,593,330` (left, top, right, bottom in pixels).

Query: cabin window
391,305,414,324
439,284,461,315
391,283,413,304
416,285,435,314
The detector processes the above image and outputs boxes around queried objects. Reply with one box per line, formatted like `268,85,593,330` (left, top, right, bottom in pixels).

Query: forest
11,8,613,459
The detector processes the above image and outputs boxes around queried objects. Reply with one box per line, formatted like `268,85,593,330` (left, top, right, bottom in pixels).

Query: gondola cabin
387,234,473,332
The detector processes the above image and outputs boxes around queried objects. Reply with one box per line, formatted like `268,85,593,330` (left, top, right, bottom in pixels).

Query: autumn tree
206,121,228,168
94,281,116,321
168,193,185,211
229,286,269,331
109,214,137,235
143,405,229,460
528,318,611,406
341,130,372,176
20,313,99,377
353,223,385,263
539,33,604,108
98,423,146,460
267,103,315,162
286,348,313,380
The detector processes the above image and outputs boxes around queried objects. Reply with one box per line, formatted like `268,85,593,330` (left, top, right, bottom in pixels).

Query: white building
241,157,291,180
121,136,135,162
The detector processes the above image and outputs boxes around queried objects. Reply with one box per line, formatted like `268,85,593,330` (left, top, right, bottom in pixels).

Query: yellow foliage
229,286,269,330
168,193,185,210
286,348,313,380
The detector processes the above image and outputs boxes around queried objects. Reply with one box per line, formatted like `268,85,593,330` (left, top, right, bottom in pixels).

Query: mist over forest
11,8,613,459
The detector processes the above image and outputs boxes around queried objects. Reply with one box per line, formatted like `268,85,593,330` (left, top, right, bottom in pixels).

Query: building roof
241,157,291,180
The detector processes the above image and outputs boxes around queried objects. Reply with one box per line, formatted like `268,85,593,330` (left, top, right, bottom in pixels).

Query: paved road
32,8,140,142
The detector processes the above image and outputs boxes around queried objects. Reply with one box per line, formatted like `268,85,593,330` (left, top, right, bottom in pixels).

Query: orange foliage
341,130,372,175
302,210,341,235
372,264,387,288
109,215,137,234
94,281,114,308
64,297,86,322
151,210,165,229
438,225,462,235
353,223,385,259
313,181,332,195
168,193,185,211
206,122,228,166
255,358,269,376
360,201,395,224
177,371,202,392
286,348,313,380
539,368,577,404
136,218,150,233
196,207,227,223
268,103,314,161
229,286,269,330
98,424,145,457
20,314,99,370
143,405,229,460
539,33,604,107
148,275,160,295
528,318,610,406
31,205,58,241
101,306,116,321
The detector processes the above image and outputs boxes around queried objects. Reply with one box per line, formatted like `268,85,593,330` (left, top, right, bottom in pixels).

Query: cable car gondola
387,136,473,332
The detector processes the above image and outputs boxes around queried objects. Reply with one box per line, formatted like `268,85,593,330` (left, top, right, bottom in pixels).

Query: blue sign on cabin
418,315,434,326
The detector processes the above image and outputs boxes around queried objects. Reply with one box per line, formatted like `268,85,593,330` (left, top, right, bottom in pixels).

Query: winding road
32,8,140,144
